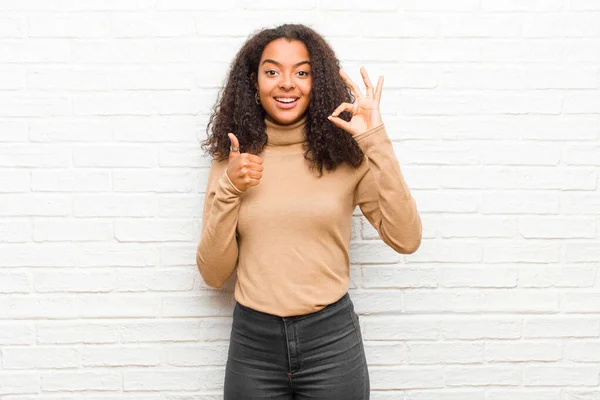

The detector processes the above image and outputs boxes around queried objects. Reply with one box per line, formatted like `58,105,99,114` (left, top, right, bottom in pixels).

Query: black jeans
224,292,370,399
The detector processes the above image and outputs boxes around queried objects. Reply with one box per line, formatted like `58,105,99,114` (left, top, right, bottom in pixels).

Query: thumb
228,133,240,160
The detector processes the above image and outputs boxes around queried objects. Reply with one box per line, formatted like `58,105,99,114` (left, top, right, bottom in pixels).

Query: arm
196,160,244,288
353,124,422,254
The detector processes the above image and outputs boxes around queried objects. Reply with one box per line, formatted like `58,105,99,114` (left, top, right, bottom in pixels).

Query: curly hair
201,23,365,174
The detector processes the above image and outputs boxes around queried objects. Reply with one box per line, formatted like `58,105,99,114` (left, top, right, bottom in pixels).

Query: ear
250,72,258,90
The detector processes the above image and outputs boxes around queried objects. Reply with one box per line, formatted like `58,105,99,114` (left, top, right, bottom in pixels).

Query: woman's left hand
328,67,384,136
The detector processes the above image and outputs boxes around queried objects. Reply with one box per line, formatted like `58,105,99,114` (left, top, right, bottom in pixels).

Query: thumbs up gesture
226,133,264,192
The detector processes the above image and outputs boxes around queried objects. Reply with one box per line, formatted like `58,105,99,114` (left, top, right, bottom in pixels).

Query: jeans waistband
235,292,350,321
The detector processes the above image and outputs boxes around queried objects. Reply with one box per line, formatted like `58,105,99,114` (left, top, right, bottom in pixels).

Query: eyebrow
261,59,311,68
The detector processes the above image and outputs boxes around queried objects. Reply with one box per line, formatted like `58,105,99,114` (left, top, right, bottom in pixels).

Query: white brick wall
0,0,599,398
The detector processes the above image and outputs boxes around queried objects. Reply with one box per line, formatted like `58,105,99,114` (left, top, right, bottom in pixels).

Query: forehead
260,38,310,64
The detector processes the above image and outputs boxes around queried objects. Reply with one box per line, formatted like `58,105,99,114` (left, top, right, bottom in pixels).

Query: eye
297,71,310,77
265,70,278,76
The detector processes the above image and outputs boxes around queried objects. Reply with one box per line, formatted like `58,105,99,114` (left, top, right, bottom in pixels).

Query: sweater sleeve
196,160,245,288
353,124,422,254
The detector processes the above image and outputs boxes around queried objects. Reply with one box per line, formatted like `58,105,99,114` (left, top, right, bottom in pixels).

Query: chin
268,111,305,125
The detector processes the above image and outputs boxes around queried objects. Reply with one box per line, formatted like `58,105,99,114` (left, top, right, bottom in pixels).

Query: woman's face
256,38,312,125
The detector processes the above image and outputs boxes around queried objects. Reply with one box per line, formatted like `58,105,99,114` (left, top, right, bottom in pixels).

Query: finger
243,154,263,165
339,69,363,99
237,159,263,174
246,178,261,187
327,115,352,133
360,67,374,97
374,75,384,103
246,169,262,180
247,162,264,173
330,102,355,118
228,133,240,159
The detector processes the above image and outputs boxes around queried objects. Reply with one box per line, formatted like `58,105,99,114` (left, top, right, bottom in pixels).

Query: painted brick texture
0,0,599,399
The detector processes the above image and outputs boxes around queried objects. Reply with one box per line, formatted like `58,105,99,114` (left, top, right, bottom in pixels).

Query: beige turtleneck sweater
196,117,421,317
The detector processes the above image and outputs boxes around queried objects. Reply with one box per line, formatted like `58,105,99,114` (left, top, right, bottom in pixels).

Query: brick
407,342,484,364
73,145,157,167
519,217,596,239
112,115,198,141
114,219,195,242
446,366,521,386
73,194,158,217
406,391,485,400
29,13,110,38
439,215,517,238
524,317,600,338
363,316,440,341
442,318,521,339
123,368,223,391
0,272,30,293
2,347,80,369
33,269,115,293
0,40,70,63
484,242,560,263
364,341,408,365
0,16,25,38
564,340,600,362
564,242,600,262
32,170,110,192
159,194,204,217
33,219,113,242
0,67,26,90
165,343,229,366
114,267,195,292
0,373,39,395
567,145,600,166
78,243,158,267
0,220,31,243
37,321,119,344
0,244,78,267
519,265,597,288
159,292,233,317
112,169,202,193
441,15,520,38
0,295,77,319
523,366,599,386
412,191,480,213
0,322,35,345
28,69,110,91
439,266,518,288
481,191,559,214
81,345,161,367
397,141,479,165
0,145,70,167
562,293,600,313
75,294,160,318
406,240,483,263
362,265,437,289
488,390,562,400
111,12,195,38
0,171,30,193
486,341,561,362
41,371,121,391
483,0,562,11
369,366,444,389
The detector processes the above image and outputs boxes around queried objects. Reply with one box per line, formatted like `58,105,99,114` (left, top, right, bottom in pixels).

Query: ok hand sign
328,67,384,136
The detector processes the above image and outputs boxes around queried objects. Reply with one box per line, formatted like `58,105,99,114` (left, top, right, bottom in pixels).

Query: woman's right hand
226,133,264,192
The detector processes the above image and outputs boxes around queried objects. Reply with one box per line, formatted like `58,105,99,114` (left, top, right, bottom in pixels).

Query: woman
197,23,422,400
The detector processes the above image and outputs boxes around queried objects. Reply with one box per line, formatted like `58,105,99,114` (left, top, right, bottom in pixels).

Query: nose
279,74,294,90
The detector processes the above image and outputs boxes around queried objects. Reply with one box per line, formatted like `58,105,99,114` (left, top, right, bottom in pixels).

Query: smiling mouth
275,97,299,104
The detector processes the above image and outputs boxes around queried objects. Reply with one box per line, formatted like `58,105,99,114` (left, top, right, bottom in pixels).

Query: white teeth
276,98,297,103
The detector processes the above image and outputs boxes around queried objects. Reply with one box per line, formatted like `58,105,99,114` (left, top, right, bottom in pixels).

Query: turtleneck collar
265,116,307,146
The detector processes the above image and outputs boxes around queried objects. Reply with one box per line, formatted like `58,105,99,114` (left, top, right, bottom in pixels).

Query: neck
265,116,307,146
